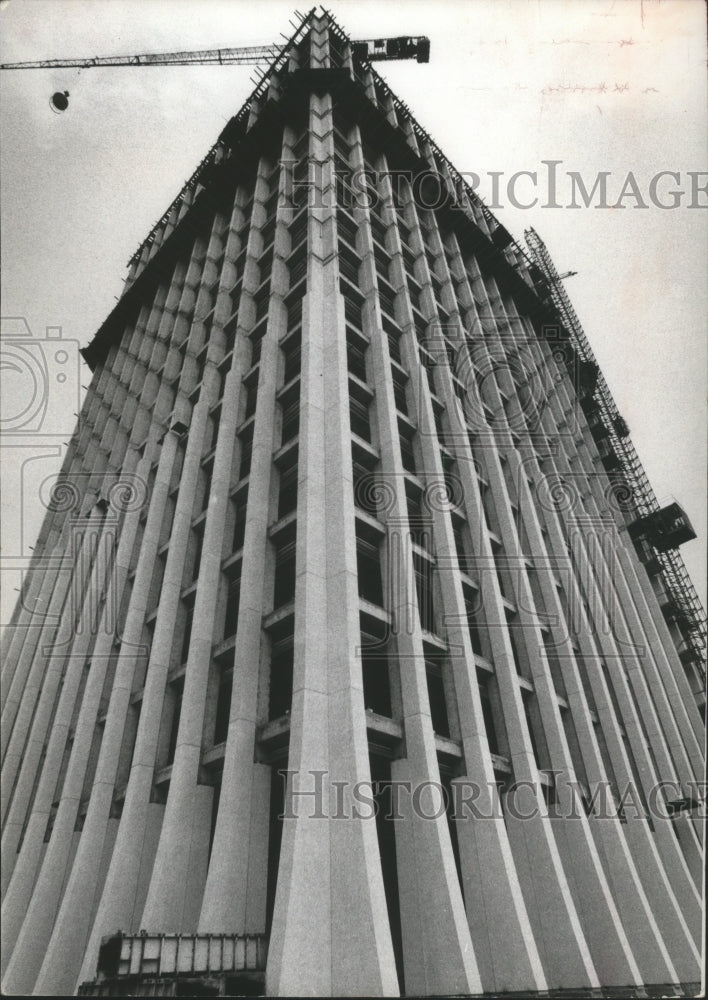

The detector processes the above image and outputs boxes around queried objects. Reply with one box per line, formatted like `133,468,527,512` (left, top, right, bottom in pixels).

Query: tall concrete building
1,9,705,998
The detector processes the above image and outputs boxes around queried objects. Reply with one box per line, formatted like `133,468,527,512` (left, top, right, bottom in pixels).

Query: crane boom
0,36,429,70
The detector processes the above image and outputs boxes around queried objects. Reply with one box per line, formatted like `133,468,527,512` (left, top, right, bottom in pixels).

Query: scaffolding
524,226,706,684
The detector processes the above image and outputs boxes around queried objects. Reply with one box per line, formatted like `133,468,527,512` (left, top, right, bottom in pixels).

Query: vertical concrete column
414,407,547,989
374,178,545,993
571,505,690,793
78,360,213,983
200,163,285,935
513,454,680,983
0,517,65,707
421,466,547,990
1,501,113,994
534,355,703,943
2,301,159,953
46,235,207,995
1,321,145,829
0,365,102,706
0,340,126,764
441,251,599,990
355,137,480,994
0,453,151,994
346,141,480,997
477,291,681,984
35,434,176,997
75,405,205,985
0,504,104,886
613,547,703,782
619,540,704,744
0,520,72,770
266,87,400,999
465,275,647,985
140,297,235,931
566,425,703,785
418,231,653,985
516,322,702,978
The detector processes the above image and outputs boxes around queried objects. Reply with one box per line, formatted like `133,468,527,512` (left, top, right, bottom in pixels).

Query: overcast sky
1,0,705,627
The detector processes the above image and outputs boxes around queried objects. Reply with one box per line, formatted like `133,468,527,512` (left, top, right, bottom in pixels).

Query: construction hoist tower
1,8,704,999
525,227,706,709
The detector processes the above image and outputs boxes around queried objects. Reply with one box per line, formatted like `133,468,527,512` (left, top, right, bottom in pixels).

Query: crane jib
0,36,430,71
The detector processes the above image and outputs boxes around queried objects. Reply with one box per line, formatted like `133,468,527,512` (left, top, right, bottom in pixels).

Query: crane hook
50,90,69,113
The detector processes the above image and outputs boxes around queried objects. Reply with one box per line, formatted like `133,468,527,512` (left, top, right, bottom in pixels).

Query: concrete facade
1,11,705,998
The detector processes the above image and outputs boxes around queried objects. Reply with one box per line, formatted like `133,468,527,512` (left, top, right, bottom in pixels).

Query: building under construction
0,8,705,997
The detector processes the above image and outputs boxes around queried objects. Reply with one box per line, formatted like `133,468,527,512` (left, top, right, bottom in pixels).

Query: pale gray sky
1,0,706,627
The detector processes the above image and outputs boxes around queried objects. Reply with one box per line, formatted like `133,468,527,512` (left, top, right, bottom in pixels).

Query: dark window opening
207,773,223,868
166,676,184,765
254,280,271,323
280,383,301,445
339,242,360,285
266,766,287,935
191,524,205,582
478,671,501,756
180,598,195,665
392,371,408,417
273,535,297,609
352,462,380,517
361,647,392,716
289,210,308,254
369,753,404,991
369,212,388,249
399,428,417,475
357,536,384,607
249,325,266,370
214,670,233,745
343,291,364,331
521,690,544,769
278,461,299,520
199,463,213,513
289,249,307,289
223,572,241,640
238,426,254,481
452,519,467,571
381,315,402,365
406,278,421,312
373,246,391,284
378,279,397,319
261,217,277,254
505,612,525,675
350,397,371,442
337,209,358,247
282,330,302,384
426,659,450,737
244,384,257,420
347,329,368,383
406,483,432,551
440,767,463,892
208,407,221,452
286,292,303,333
231,486,249,552
413,553,436,634
269,643,294,720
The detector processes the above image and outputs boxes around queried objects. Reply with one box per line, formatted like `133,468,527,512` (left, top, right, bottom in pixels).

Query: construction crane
0,35,429,71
